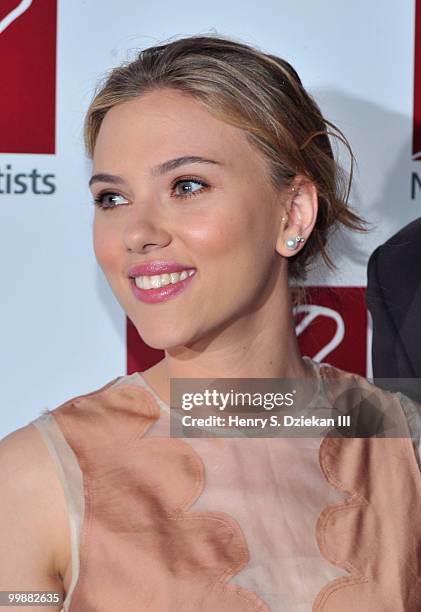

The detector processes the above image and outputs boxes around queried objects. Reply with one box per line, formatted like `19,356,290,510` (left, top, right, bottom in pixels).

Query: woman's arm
0,424,68,611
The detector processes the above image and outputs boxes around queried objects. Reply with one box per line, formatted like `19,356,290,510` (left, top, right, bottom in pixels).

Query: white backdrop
0,0,417,437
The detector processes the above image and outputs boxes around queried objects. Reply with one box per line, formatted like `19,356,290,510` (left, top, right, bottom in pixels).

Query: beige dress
29,359,421,611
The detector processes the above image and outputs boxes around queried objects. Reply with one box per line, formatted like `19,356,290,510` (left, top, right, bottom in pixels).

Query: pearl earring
285,236,305,250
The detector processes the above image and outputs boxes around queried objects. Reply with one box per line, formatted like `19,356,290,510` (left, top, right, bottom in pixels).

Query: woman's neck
141,290,312,407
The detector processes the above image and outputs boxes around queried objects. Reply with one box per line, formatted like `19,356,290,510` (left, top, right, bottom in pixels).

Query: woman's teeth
134,269,195,290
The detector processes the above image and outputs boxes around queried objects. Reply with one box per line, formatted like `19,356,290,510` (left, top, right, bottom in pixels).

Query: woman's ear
275,177,318,257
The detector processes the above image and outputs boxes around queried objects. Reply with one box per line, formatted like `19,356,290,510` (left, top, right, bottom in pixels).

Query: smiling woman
1,33,421,612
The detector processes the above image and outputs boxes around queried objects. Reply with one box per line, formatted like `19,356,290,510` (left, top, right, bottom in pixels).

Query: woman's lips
128,261,196,277
130,271,196,304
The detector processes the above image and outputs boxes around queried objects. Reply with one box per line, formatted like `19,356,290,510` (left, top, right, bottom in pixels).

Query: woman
1,34,420,611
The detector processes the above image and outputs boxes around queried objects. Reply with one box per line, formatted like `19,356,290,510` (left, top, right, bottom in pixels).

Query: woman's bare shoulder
0,423,70,602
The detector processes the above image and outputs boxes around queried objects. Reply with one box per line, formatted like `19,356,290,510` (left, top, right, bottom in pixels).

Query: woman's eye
93,192,129,210
93,179,208,210
172,178,208,198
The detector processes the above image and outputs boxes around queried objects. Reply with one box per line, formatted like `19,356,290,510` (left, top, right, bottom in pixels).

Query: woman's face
91,88,288,349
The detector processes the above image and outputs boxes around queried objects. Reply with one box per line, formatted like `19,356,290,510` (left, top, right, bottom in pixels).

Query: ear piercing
285,235,305,250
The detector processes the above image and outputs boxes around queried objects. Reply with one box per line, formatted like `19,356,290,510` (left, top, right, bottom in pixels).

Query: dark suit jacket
366,217,421,400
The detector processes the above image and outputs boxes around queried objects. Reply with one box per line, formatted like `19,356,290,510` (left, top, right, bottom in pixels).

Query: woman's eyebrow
89,173,124,188
89,156,221,187
150,155,221,176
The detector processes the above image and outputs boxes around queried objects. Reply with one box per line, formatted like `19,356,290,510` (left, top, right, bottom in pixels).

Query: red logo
295,287,367,376
413,0,421,159
0,0,57,154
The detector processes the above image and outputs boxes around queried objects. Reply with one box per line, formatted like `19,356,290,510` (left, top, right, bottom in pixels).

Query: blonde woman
1,35,420,612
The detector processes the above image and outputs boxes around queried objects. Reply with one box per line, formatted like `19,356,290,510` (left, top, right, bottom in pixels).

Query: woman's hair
84,33,366,280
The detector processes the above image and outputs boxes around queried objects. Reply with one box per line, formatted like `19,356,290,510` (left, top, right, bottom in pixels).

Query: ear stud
285,235,305,250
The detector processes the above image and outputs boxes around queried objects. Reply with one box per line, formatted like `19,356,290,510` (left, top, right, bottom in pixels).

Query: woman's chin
133,325,193,352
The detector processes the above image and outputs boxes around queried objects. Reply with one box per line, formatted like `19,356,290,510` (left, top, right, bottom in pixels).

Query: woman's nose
123,201,171,254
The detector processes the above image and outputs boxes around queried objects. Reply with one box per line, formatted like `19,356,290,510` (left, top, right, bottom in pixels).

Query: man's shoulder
367,217,421,288
382,217,421,246
371,217,421,263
